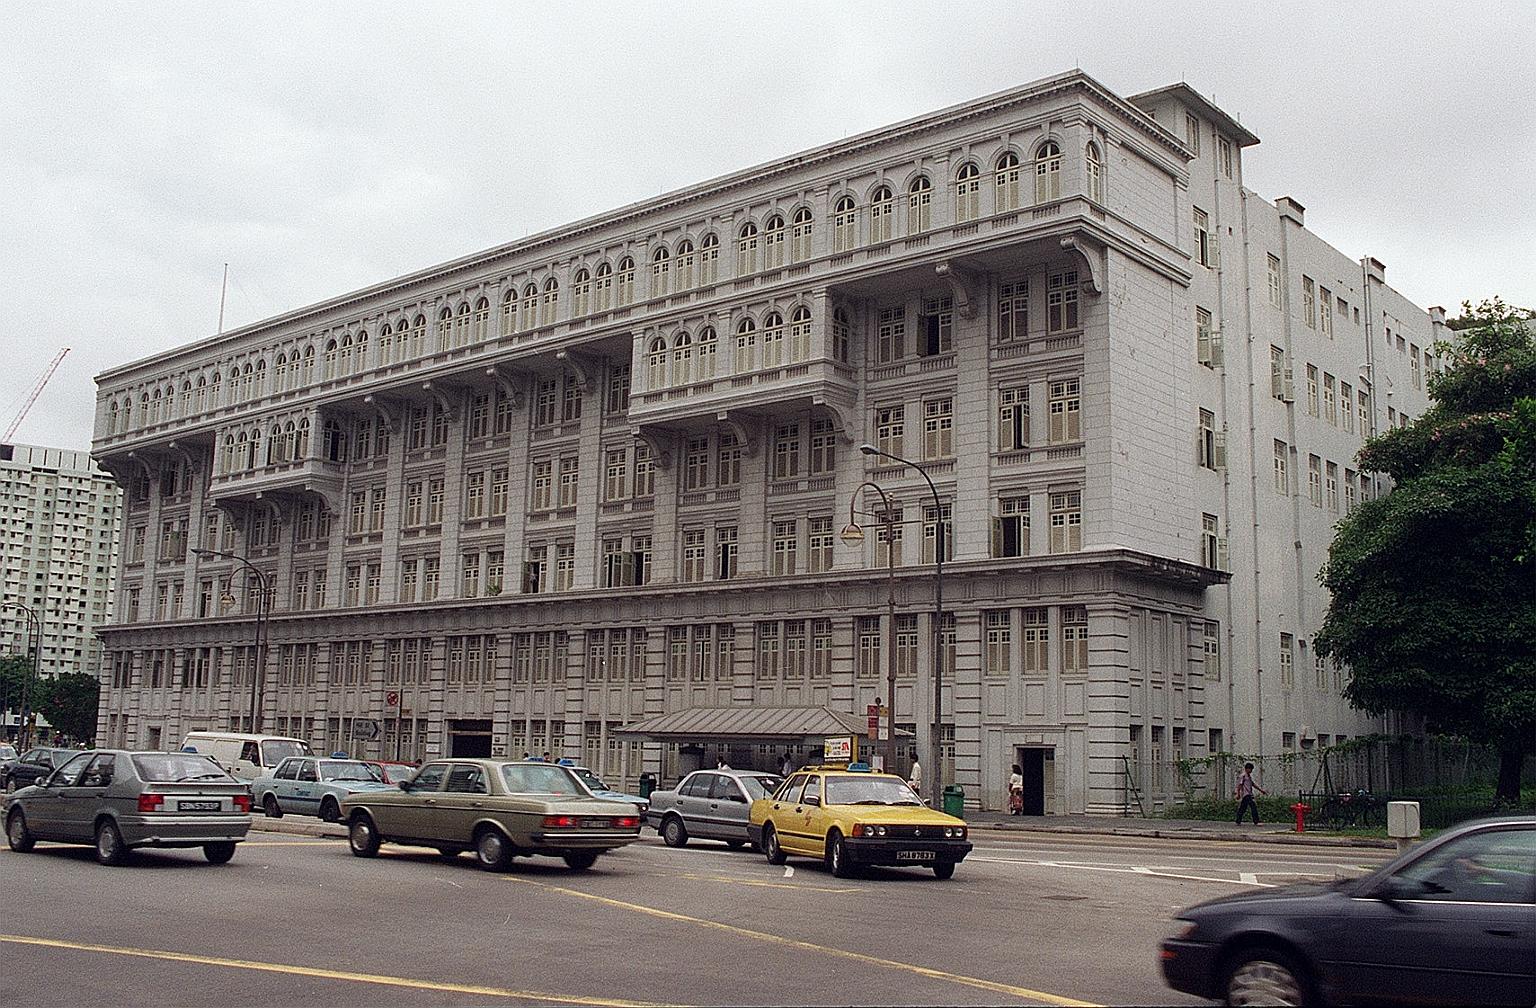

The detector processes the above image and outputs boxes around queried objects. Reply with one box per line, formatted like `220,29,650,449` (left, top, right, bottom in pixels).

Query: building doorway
1015,746,1055,816
448,719,492,758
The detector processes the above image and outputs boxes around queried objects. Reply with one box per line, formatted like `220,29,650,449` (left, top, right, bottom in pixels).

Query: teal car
561,761,649,815
252,757,397,822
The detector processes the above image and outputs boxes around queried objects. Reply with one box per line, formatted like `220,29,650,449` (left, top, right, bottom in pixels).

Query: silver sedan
647,769,783,849
3,749,252,865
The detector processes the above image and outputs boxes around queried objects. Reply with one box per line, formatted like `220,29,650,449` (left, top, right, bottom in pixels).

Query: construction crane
3,347,70,441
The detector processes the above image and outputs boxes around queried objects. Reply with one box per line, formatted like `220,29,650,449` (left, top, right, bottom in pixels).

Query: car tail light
542,815,579,828
233,794,251,813
612,816,640,828
138,793,165,813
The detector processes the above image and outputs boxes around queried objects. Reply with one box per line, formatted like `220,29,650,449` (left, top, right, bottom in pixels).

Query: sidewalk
962,810,1396,849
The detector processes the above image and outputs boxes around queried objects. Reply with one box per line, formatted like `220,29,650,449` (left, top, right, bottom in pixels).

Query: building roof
615,706,874,741
1128,82,1261,148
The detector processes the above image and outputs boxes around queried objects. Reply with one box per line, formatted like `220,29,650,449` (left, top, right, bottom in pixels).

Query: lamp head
219,592,237,611
858,443,877,456
839,523,866,546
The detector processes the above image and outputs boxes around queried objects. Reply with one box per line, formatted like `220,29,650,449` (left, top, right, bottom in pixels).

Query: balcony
208,457,343,510
627,358,856,430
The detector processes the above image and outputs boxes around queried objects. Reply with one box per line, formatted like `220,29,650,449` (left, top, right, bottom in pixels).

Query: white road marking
970,855,1276,888
1239,872,1259,885
783,866,794,878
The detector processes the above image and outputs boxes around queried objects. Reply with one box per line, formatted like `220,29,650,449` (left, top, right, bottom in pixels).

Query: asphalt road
0,828,1390,1006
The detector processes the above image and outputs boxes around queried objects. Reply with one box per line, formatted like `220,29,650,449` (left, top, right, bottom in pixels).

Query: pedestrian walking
1008,763,1024,815
778,752,793,777
909,758,922,799
1234,762,1267,825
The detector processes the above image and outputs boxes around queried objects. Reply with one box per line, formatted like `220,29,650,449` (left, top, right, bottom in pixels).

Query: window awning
615,706,902,742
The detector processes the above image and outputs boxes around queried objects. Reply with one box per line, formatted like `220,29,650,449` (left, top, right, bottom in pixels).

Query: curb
249,817,346,839
964,822,1396,849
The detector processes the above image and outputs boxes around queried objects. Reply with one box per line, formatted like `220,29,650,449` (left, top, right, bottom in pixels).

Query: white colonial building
90,71,1438,813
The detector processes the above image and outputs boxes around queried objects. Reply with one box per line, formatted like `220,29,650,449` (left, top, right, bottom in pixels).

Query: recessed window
907,177,931,233
954,162,980,222
1034,141,1061,202
995,152,1022,212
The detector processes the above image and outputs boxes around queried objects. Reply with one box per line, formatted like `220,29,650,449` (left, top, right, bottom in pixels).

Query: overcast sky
3,2,1533,451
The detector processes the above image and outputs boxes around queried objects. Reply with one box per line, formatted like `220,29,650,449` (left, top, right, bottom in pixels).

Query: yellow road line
0,933,668,1007
506,878,1099,1007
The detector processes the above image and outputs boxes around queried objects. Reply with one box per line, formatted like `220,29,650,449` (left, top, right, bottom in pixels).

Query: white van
181,732,313,781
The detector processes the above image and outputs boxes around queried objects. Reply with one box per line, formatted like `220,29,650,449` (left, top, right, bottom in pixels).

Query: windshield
501,763,585,796
741,775,782,800
320,761,382,782
375,763,415,783
824,775,924,806
0,745,16,760
572,768,610,792
261,739,311,765
133,753,236,783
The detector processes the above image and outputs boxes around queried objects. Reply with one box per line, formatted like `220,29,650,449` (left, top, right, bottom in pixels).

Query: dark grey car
2,747,76,791
4,750,253,865
1161,815,1536,1006
646,769,783,849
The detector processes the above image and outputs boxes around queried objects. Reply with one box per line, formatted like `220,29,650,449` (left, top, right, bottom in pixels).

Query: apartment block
90,71,1437,812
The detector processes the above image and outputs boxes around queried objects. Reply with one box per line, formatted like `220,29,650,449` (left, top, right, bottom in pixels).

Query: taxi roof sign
846,762,873,772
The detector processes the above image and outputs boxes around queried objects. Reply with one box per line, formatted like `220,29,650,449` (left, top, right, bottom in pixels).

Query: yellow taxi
746,763,971,879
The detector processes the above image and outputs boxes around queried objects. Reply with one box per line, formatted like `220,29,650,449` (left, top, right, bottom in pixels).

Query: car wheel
203,841,237,864
724,838,745,849
932,861,956,880
474,827,512,872
262,793,282,819
1223,946,1311,1007
347,813,380,858
94,820,129,866
319,797,341,823
661,814,689,848
763,824,786,865
563,850,599,871
6,810,34,852
826,831,856,879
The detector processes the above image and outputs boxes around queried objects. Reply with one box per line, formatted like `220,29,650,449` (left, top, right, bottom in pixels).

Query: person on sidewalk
909,758,922,800
1008,763,1024,815
1234,762,1267,825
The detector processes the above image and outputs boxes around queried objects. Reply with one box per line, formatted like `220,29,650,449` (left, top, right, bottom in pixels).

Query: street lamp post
3,601,43,749
840,482,898,774
191,548,270,734
858,443,946,805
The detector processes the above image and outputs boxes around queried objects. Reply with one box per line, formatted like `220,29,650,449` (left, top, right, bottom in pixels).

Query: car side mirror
803,795,821,807
1373,875,1425,905
398,781,411,791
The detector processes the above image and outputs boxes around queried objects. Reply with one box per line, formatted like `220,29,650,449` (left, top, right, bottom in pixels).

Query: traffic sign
867,703,879,740
385,691,400,707
350,719,380,742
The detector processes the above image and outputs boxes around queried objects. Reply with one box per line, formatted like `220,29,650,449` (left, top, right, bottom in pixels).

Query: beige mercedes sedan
339,759,642,871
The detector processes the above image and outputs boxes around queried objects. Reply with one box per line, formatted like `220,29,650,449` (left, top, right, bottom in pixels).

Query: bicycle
1319,789,1381,829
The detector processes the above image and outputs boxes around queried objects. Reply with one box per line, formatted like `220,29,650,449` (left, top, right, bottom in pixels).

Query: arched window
761,311,785,368
194,377,207,413
790,207,813,262
301,345,316,381
832,307,852,363
647,336,669,389
735,317,758,373
571,269,591,317
672,331,693,386
226,369,238,405
221,434,235,474
501,289,518,334
675,240,695,290
541,277,559,325
323,419,346,463
699,234,719,285
323,339,338,380
338,335,353,375
651,246,671,298
437,307,454,350
242,363,256,401
454,301,471,348
410,315,426,358
108,399,120,434
236,430,250,472
377,325,393,365
594,262,613,312
179,381,192,416
472,298,489,342
253,359,267,395
521,283,539,326
274,353,288,391
790,305,812,361
283,421,297,461
763,214,786,269
737,222,759,275
295,418,310,459
907,176,932,233
832,195,858,253
267,425,283,466
871,185,894,243
210,372,223,409
697,325,718,378
1085,142,1103,203
615,257,635,306
1035,141,1061,203
354,330,369,368
996,152,1022,212
954,162,981,223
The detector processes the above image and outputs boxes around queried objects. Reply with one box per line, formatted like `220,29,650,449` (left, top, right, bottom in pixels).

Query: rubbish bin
942,784,965,818
638,772,657,799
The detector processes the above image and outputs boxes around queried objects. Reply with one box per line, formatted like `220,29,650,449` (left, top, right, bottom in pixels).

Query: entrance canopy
616,706,888,743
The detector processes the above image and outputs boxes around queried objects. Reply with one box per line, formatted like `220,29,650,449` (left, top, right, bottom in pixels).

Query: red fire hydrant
1291,801,1310,833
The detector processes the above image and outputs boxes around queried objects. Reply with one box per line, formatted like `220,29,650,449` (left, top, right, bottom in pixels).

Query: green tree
1316,298,1536,803
36,672,99,743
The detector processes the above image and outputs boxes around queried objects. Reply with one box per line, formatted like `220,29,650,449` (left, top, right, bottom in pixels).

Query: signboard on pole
867,704,879,740
824,736,854,762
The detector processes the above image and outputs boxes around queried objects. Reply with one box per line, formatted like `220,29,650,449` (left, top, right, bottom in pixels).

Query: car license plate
895,850,936,861
179,800,221,811
581,818,610,828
